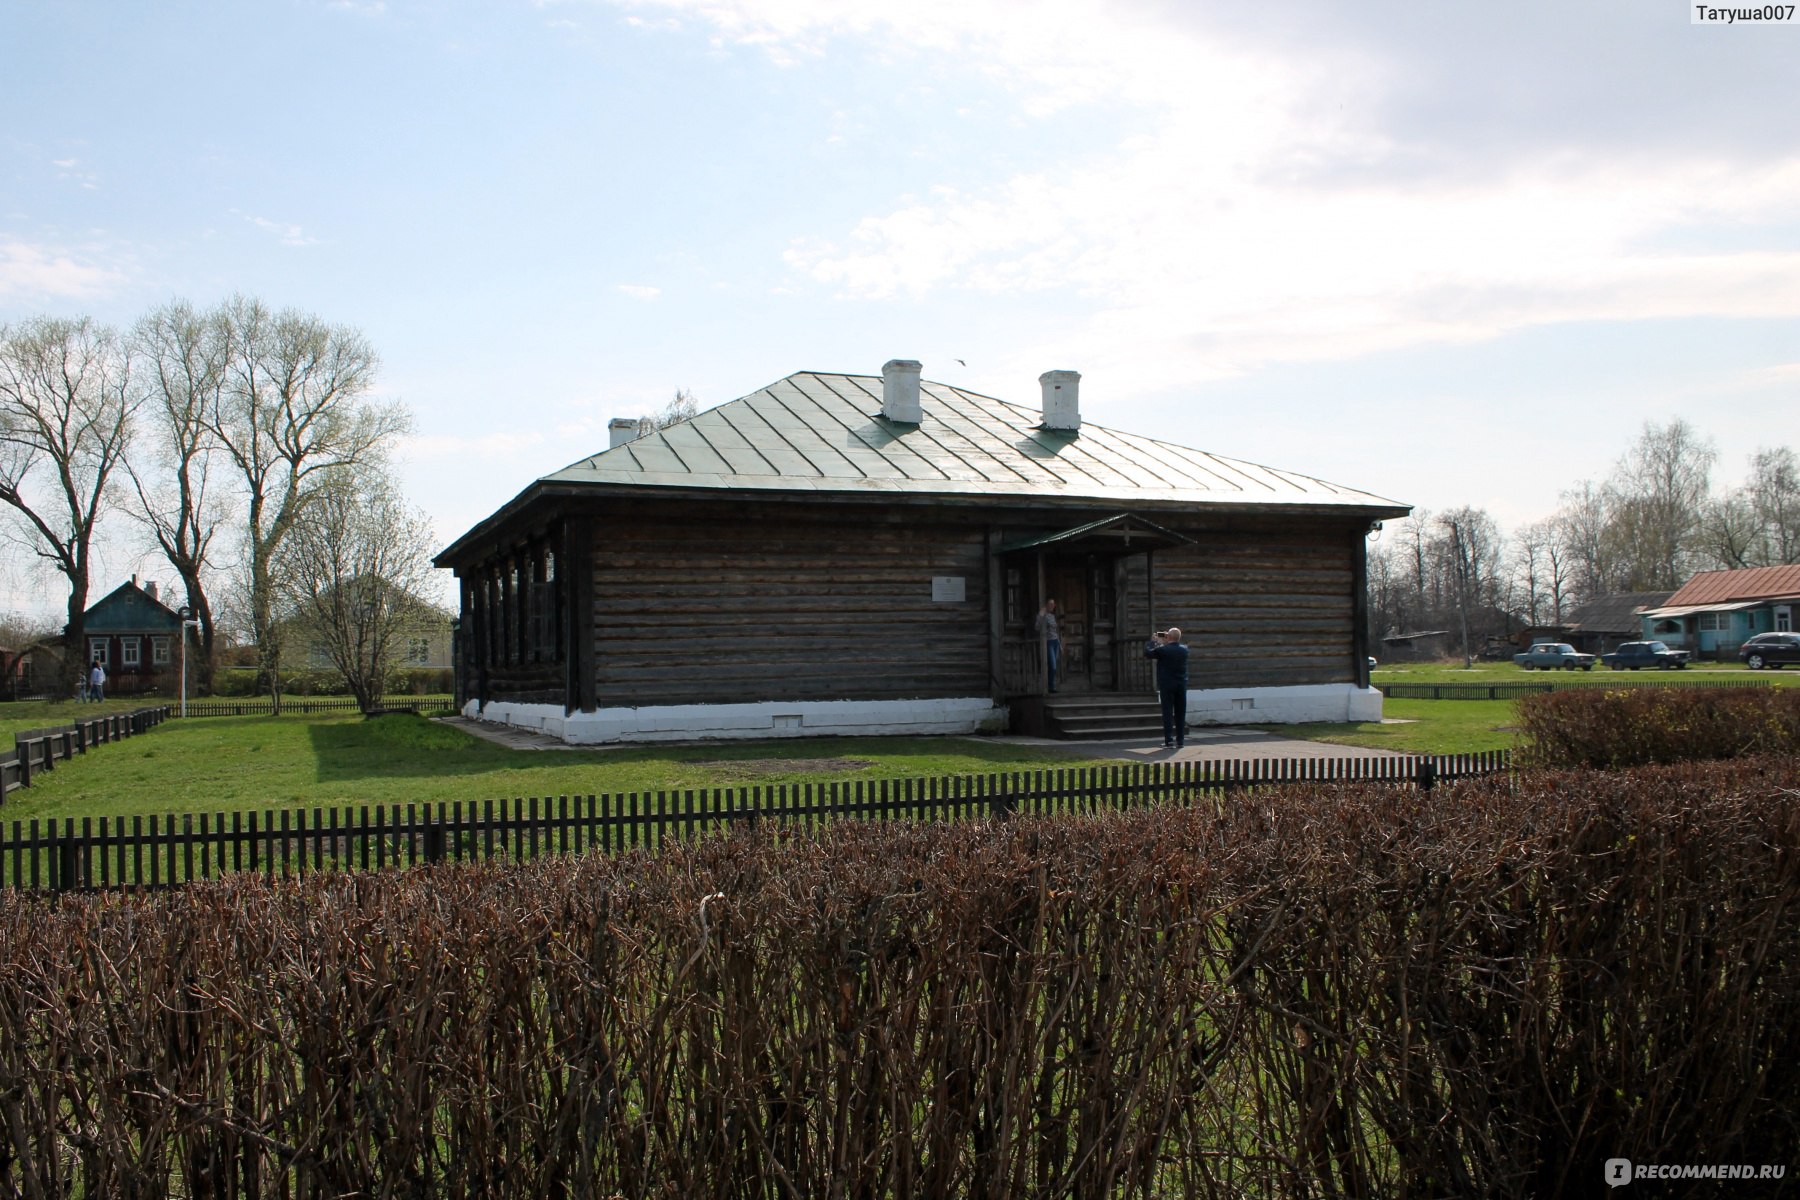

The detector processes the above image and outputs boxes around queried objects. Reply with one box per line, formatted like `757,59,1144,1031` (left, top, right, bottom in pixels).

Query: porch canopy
994,513,1195,698
994,512,1194,557
1638,600,1766,619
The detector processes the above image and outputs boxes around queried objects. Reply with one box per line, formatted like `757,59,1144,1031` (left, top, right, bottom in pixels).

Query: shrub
1,757,1795,1197
1515,684,1800,768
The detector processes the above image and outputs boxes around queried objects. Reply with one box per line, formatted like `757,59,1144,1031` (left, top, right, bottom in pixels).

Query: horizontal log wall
1129,525,1360,689
591,504,991,706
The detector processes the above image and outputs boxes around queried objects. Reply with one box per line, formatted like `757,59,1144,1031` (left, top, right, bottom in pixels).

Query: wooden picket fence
0,707,173,799
1,750,1508,892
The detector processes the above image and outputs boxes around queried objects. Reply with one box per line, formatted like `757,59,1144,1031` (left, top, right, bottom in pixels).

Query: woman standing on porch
1036,599,1062,693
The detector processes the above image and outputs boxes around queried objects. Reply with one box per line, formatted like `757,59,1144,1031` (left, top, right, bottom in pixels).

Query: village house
435,363,1411,743
1637,564,1800,657
74,578,190,696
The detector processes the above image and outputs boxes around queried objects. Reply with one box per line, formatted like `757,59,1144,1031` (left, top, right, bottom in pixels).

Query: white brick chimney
1039,369,1081,431
881,359,923,424
608,417,642,449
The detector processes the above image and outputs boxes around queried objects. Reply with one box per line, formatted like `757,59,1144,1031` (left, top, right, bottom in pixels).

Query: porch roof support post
987,529,1004,698
567,515,597,714
1035,552,1048,694
1146,547,1156,635
1353,527,1371,689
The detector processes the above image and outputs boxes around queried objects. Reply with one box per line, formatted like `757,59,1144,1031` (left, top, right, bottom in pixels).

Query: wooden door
1048,562,1095,691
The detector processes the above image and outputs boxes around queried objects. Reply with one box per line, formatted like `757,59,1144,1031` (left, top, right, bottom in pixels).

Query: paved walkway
437,716,1406,763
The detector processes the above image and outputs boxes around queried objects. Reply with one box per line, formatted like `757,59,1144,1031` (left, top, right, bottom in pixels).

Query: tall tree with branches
204,297,409,709
1604,420,1715,589
273,465,438,712
1435,506,1504,666
126,301,231,692
1744,446,1800,566
0,317,140,697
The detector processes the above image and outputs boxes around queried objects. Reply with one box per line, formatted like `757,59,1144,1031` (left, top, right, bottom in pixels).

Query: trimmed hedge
1516,684,1800,768
2,757,1796,1197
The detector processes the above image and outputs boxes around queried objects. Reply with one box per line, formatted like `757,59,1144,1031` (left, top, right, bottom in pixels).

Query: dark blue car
1601,641,1691,670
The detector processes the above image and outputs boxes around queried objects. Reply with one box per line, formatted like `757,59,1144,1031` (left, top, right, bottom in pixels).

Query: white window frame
151,637,171,665
87,638,109,667
121,637,142,667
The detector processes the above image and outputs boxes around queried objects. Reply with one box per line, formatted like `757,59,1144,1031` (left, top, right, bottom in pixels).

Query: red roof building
1638,565,1800,656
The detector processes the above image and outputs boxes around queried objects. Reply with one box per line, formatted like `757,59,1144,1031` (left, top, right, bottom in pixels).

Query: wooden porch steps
1043,695,1169,741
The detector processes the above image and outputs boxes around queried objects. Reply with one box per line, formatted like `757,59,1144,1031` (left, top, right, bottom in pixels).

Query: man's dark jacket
1144,639,1189,691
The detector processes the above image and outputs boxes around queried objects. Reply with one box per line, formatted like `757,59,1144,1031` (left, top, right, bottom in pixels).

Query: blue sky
3,0,1797,615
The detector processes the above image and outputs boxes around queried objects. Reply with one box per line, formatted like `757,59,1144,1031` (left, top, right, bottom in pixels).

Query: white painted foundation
463,696,1006,745
1185,683,1384,725
460,684,1379,745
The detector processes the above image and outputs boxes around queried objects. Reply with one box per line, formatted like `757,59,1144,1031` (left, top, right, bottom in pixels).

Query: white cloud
616,283,661,299
240,213,320,246
0,241,129,301
637,0,1800,383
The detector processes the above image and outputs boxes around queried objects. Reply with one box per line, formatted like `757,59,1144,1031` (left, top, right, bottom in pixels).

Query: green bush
2,756,1796,1197
208,665,453,698
1516,684,1800,767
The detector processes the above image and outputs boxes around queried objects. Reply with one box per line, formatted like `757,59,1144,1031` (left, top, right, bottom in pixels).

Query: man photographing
1145,628,1189,749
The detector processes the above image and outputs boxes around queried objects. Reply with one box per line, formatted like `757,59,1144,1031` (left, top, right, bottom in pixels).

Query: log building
435,362,1410,743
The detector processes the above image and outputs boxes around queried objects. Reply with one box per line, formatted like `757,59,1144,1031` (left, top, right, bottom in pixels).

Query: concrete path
437,716,1405,763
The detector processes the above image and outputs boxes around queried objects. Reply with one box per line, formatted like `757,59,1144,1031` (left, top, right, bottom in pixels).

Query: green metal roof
542,372,1408,512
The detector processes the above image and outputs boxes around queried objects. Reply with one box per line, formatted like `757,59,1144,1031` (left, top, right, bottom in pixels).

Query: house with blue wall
77,578,189,694
1638,564,1800,658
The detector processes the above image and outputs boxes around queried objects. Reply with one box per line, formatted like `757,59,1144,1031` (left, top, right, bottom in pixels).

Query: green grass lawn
1253,698,1519,755
24,659,1772,820
0,698,178,740
1373,659,1792,685
2,712,1134,823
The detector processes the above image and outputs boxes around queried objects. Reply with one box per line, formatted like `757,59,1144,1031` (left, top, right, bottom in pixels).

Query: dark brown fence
0,707,172,799
2,750,1507,891
178,697,457,717
1380,678,1773,701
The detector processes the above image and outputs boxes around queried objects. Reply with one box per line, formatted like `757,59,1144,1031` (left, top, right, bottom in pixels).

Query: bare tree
1744,446,1800,566
0,317,140,697
1700,491,1764,571
1435,507,1505,666
204,297,409,709
1555,480,1615,601
635,388,701,436
127,301,232,692
273,466,438,712
1508,518,1576,628
1604,420,1716,589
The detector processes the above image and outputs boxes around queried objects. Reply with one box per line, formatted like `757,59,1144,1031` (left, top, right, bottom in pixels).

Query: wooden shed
435,363,1410,743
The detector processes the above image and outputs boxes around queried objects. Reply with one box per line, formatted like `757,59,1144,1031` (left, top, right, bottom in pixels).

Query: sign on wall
931,576,967,603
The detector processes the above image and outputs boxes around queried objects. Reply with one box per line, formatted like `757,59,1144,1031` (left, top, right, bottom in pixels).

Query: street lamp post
178,607,202,718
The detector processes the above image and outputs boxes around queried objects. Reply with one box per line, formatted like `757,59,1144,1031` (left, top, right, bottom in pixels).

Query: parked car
1513,642,1597,671
1601,641,1691,670
1739,631,1800,669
